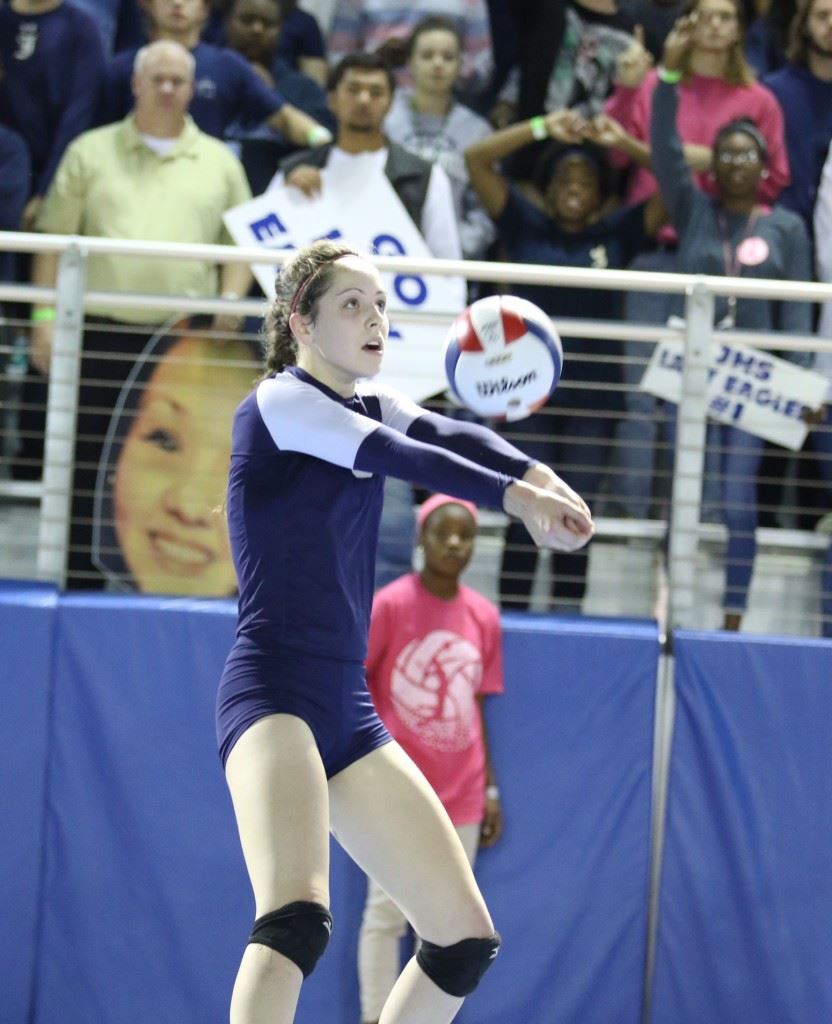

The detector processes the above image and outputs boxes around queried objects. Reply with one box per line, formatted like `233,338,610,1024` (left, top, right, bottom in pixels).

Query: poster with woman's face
92,318,260,596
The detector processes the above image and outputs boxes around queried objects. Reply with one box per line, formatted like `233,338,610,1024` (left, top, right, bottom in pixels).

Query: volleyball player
216,238,594,1024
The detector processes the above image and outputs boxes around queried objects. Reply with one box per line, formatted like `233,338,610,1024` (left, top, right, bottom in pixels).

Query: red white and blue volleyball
444,295,563,421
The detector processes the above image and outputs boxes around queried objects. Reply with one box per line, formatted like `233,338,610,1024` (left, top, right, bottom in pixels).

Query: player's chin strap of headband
289,251,358,318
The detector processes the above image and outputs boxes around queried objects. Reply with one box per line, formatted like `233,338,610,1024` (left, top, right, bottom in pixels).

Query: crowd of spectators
0,0,830,633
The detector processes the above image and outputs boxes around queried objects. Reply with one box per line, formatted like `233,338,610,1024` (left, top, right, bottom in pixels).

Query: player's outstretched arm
503,480,595,553
520,461,593,524
407,410,535,478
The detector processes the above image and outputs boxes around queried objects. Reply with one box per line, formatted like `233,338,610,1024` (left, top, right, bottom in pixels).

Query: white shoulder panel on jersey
256,375,381,468
359,380,425,435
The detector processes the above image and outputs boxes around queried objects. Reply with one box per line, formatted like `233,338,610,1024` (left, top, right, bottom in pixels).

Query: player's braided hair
262,239,358,376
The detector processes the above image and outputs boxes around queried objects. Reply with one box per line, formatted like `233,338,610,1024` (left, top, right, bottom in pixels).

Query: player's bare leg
225,715,331,1024
330,742,497,1024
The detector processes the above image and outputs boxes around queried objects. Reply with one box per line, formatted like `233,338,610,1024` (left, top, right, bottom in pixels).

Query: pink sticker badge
736,236,769,267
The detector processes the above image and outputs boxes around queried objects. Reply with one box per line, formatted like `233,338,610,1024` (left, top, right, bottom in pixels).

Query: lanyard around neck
715,206,762,328
717,206,761,278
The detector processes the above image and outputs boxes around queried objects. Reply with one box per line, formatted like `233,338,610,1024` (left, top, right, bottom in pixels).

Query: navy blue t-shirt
0,1,104,194
0,126,31,280
495,187,648,400
764,64,832,232
276,7,326,67
101,42,285,137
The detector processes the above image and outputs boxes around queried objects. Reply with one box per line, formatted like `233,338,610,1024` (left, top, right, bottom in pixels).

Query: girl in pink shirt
602,0,789,207
358,494,504,1024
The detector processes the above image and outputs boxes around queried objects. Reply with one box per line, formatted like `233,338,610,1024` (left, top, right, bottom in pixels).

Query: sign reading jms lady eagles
223,157,467,402
640,328,827,450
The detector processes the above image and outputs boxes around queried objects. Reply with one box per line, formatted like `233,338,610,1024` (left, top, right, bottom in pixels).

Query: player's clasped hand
503,480,595,553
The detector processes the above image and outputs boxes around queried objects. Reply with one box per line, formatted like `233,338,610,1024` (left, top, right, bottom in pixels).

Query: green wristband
529,115,548,141
657,65,683,85
306,125,333,147
30,307,56,323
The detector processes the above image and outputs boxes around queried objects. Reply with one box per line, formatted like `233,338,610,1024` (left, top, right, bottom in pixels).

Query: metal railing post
667,279,714,631
641,281,713,1022
36,244,87,586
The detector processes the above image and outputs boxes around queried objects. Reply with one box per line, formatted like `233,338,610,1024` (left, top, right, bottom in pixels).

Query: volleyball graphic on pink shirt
444,294,563,422
390,630,482,752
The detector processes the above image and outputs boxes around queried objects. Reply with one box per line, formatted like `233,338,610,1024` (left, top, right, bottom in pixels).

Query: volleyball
444,295,563,421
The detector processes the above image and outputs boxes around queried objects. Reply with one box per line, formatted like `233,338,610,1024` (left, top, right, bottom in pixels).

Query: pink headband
417,494,478,532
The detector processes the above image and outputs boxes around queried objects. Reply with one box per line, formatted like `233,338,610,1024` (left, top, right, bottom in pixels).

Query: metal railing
1,230,831,633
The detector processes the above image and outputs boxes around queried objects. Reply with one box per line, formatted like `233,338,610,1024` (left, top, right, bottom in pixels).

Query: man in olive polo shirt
29,39,253,588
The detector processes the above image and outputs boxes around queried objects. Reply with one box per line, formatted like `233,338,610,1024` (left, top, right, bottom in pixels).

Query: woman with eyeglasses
651,12,813,632
606,0,789,206
596,0,790,523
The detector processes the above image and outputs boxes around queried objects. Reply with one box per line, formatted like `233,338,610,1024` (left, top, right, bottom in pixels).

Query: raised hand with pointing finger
662,12,698,72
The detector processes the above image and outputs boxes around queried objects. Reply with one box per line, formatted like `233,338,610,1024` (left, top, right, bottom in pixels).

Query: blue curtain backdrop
0,583,57,1024
5,585,832,1024
0,589,659,1024
650,631,832,1024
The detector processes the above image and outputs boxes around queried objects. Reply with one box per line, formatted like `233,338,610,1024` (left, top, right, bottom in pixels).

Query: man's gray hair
133,40,196,79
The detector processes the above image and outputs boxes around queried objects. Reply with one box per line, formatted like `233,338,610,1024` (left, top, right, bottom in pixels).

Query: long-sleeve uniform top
650,78,813,350
227,367,534,660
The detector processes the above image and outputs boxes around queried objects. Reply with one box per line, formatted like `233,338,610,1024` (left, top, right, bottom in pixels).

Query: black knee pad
248,901,332,978
416,932,501,997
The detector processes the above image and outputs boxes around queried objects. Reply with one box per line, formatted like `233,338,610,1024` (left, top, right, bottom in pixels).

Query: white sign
640,334,828,450
223,157,466,401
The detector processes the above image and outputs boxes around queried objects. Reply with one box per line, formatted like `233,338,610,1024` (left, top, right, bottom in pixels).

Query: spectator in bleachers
494,0,637,128
206,0,329,85
29,40,253,588
809,136,832,638
277,51,461,308
279,51,462,592
603,0,790,521
91,321,260,595
263,0,328,85
223,0,335,192
605,0,789,215
327,0,494,103
67,0,144,55
0,0,104,229
763,0,832,234
652,15,813,632
100,0,332,149
744,0,795,76
487,0,559,127
0,125,30,283
384,15,495,261
465,110,664,611
490,0,637,180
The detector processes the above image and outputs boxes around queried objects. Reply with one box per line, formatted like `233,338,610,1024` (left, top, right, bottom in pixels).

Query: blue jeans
499,408,616,610
616,249,680,518
667,415,765,614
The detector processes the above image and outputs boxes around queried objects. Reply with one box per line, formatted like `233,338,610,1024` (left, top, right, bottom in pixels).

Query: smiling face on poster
223,156,467,400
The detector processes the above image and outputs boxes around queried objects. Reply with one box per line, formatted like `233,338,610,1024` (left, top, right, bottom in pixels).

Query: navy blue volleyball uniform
216,367,534,772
